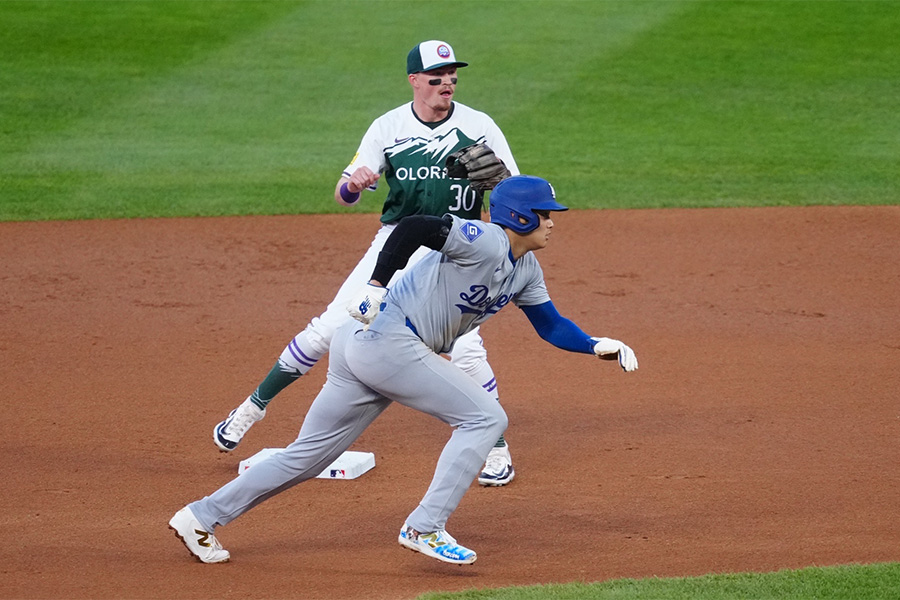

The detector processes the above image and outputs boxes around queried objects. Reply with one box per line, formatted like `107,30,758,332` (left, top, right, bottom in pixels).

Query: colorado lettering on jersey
394,165,448,182
455,284,516,317
385,130,482,184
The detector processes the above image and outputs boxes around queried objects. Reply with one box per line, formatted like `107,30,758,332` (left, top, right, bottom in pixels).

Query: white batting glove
347,283,388,328
591,337,639,372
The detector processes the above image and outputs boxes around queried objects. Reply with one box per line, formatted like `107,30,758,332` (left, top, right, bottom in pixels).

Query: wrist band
340,182,361,204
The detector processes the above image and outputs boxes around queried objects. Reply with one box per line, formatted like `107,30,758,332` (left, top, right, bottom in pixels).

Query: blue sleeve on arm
520,301,595,354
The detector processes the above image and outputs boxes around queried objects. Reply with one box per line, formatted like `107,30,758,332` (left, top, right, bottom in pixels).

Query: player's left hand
347,283,388,328
445,143,511,191
591,337,638,372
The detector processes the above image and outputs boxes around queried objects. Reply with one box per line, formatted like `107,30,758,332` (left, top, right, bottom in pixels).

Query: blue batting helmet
489,175,568,234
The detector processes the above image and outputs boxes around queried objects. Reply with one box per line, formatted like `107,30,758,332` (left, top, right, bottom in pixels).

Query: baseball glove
445,143,511,191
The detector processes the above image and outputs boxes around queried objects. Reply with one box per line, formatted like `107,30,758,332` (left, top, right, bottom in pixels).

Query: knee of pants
483,402,509,436
302,319,335,356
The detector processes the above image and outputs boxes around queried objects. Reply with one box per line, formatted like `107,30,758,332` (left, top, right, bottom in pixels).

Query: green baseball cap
407,40,468,74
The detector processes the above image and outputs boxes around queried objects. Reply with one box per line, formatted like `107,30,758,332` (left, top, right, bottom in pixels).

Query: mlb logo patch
460,222,484,243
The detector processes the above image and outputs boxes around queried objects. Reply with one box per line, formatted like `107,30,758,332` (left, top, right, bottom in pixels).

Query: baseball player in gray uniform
213,40,521,486
170,175,638,565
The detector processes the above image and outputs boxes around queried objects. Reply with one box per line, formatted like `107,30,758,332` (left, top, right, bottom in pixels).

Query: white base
238,448,376,480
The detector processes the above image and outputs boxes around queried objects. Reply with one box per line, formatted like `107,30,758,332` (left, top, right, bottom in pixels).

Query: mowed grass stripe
1,1,307,218
527,0,900,208
1,1,897,221
2,1,688,219
0,1,300,148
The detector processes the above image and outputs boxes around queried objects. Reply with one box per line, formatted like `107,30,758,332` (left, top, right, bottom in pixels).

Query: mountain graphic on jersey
380,128,486,223
386,129,481,168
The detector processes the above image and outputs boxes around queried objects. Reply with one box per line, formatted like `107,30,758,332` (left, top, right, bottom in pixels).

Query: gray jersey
383,216,550,354
189,218,550,539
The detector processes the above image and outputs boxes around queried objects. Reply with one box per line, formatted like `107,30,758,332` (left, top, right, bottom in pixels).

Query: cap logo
437,44,451,59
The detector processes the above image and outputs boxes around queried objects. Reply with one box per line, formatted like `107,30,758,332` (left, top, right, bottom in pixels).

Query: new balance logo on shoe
169,507,230,564
195,529,212,548
420,532,446,549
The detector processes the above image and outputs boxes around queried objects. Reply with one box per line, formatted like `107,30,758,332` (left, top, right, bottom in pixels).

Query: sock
494,434,507,449
250,359,301,410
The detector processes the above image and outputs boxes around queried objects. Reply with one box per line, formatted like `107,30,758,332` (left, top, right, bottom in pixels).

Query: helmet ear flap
515,212,533,229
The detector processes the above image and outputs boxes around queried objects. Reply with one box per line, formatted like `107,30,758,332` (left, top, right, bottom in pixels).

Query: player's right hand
347,283,388,328
591,337,639,372
347,166,380,193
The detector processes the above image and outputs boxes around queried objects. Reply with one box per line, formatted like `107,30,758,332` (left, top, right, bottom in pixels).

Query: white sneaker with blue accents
478,444,515,486
213,396,265,452
398,523,477,565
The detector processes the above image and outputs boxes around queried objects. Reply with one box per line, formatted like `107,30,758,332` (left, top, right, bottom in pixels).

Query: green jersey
343,102,518,223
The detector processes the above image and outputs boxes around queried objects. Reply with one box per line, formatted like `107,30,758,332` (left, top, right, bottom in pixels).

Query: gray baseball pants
189,313,508,535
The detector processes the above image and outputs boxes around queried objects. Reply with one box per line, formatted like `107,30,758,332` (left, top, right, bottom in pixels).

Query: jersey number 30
448,184,478,212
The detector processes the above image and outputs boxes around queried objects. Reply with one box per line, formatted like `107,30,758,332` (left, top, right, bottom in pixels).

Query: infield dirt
2,207,898,599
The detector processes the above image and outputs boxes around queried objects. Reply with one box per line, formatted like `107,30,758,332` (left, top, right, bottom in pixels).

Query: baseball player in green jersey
213,40,520,485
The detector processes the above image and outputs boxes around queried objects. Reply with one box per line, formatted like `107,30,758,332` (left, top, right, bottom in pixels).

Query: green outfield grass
417,562,900,600
1,0,897,221
1,1,897,597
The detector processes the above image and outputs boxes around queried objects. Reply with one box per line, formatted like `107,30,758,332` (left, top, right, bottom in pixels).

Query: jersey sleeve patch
459,221,484,243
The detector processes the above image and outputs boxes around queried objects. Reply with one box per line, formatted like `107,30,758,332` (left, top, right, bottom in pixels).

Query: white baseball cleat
214,397,265,452
398,523,476,565
169,507,230,564
478,444,515,486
